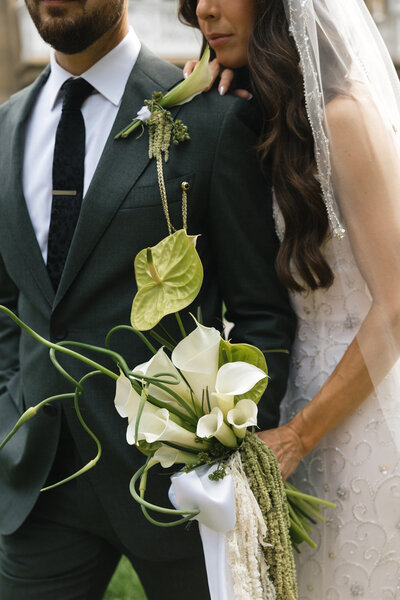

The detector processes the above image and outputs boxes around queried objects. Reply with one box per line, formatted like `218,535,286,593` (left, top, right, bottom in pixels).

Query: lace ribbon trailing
226,452,277,600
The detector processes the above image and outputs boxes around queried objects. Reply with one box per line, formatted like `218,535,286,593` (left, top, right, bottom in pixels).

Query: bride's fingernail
219,86,226,96
184,72,189,79
247,93,253,100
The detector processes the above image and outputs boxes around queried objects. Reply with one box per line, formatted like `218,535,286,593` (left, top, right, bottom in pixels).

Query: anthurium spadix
196,407,238,448
171,322,221,405
133,408,208,450
131,230,203,331
227,399,258,440
212,361,268,416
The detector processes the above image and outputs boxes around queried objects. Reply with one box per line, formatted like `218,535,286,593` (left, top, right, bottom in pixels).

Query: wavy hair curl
178,0,342,291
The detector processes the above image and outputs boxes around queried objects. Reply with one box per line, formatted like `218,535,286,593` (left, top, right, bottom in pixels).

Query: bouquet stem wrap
169,433,297,600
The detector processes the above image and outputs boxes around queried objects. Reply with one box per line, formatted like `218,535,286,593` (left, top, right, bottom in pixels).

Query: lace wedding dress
274,203,400,599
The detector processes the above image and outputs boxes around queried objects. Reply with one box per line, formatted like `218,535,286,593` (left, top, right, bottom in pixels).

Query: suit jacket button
53,326,68,341
43,403,58,416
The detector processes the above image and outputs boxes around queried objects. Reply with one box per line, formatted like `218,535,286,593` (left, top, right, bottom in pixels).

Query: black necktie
47,78,94,290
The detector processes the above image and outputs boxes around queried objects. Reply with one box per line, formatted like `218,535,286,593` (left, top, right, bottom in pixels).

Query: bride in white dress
181,0,400,597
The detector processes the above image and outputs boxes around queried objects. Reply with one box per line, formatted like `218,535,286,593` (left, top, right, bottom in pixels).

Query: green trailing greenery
240,433,298,600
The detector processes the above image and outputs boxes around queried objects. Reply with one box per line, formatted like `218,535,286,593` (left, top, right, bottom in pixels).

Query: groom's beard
24,0,125,54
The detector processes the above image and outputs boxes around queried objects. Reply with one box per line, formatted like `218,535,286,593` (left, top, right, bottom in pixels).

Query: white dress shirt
23,28,141,262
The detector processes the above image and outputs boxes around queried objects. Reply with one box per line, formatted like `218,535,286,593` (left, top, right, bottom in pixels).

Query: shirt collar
48,27,141,110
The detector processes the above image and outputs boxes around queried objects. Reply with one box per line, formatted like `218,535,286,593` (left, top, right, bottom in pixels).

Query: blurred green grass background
104,556,147,600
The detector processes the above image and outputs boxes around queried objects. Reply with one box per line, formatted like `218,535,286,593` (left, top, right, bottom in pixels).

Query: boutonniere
115,45,212,144
115,45,212,234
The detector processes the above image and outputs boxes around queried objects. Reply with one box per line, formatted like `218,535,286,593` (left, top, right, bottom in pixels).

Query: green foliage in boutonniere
115,46,213,234
115,45,212,143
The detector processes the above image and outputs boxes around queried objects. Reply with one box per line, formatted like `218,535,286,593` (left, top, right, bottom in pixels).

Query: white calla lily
172,323,221,406
215,361,267,395
211,392,236,416
133,407,207,450
210,361,267,417
227,399,258,440
147,444,200,470
133,348,195,414
114,372,160,445
114,371,134,418
196,407,238,448
161,45,212,107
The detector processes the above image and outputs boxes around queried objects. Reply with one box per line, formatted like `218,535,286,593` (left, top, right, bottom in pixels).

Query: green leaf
131,230,204,331
218,339,268,404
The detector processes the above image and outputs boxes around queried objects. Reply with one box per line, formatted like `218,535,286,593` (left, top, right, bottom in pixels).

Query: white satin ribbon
169,465,236,599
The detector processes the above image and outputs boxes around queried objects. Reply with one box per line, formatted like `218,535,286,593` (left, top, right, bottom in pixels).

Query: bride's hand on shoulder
183,58,252,99
257,424,306,481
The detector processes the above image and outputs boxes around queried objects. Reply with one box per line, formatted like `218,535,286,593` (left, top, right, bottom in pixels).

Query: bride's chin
215,50,249,70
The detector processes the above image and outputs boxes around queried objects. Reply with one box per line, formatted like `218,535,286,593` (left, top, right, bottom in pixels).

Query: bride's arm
259,93,400,479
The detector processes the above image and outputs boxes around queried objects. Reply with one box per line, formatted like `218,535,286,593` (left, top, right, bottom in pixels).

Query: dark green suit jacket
0,46,295,559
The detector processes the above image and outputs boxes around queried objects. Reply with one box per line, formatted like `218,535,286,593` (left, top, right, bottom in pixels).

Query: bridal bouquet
0,228,334,600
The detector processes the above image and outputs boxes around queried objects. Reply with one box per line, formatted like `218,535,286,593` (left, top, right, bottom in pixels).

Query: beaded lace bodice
273,201,400,599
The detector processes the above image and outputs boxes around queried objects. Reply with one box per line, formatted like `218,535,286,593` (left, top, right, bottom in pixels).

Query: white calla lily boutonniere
115,44,213,141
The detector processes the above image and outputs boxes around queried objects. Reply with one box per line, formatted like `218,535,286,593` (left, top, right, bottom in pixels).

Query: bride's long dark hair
178,0,340,291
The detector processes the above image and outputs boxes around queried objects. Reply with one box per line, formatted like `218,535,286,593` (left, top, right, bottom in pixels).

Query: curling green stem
105,325,157,356
129,460,199,527
41,371,103,491
56,340,129,378
128,373,198,424
49,348,82,390
0,393,75,450
0,305,119,382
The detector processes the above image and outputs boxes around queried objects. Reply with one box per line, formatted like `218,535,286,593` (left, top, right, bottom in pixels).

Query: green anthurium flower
130,229,204,331
218,339,269,405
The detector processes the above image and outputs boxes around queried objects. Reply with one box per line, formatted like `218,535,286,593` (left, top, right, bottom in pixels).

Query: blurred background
0,0,400,103
0,0,202,103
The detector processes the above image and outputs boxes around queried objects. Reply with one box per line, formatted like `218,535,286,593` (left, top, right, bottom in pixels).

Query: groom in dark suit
0,1,295,598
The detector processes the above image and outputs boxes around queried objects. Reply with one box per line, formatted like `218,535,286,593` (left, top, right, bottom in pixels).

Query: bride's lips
207,33,233,50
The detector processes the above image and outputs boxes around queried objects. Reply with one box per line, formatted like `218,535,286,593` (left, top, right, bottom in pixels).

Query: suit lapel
54,46,183,307
4,67,55,308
